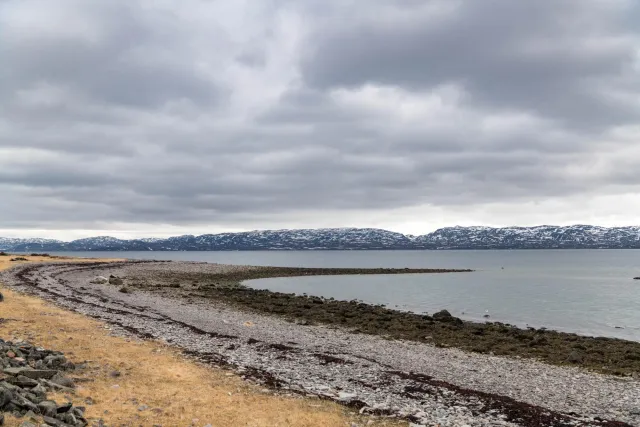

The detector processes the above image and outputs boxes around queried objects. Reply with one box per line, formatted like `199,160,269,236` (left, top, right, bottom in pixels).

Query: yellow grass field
0,255,406,427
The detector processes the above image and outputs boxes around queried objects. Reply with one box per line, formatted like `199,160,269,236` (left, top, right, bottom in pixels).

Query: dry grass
0,255,406,427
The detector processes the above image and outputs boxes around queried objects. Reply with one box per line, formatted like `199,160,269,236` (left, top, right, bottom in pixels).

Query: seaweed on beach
125,266,640,377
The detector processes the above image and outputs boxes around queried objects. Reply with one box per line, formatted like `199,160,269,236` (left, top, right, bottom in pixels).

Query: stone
31,384,47,399
61,412,77,425
12,392,40,411
3,367,28,376
42,416,65,427
432,309,453,320
338,391,357,400
43,356,66,369
432,310,463,325
23,410,38,421
56,402,72,413
19,422,37,427
38,400,58,417
0,413,3,426
15,375,39,388
119,286,132,294
0,387,14,407
49,374,74,389
109,276,123,286
90,277,109,285
567,350,584,364
0,292,3,302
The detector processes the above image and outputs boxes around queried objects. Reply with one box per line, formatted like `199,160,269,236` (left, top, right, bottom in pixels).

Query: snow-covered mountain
413,225,640,249
1,225,640,251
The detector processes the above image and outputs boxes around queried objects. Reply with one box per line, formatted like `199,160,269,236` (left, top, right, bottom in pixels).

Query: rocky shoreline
1,261,639,427
0,338,88,426
99,261,640,376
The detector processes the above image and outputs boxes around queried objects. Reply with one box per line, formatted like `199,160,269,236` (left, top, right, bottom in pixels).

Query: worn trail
1,261,639,427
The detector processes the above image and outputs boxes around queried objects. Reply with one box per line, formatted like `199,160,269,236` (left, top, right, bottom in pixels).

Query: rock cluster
0,339,87,426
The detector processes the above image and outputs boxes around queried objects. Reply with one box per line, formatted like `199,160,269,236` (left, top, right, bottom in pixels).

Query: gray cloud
0,0,639,237
302,0,640,129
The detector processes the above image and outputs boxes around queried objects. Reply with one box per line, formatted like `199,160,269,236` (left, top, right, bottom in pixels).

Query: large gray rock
49,374,75,389
38,400,58,417
0,387,13,407
18,370,58,381
3,367,29,376
432,309,464,325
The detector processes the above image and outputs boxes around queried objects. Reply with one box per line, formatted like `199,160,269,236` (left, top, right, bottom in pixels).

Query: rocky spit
0,338,88,426
1,261,639,427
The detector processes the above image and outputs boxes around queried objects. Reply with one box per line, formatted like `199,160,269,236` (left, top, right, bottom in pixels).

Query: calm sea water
50,250,640,341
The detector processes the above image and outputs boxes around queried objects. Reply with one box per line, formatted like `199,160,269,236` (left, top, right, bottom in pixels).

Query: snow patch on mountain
1,226,640,251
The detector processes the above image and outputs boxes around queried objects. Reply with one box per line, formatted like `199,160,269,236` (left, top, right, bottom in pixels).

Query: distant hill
2,225,640,251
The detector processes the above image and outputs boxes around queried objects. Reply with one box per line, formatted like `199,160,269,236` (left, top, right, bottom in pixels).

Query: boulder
38,400,58,417
90,276,109,285
432,309,453,320
56,401,73,413
0,387,13,407
432,309,464,325
49,374,75,389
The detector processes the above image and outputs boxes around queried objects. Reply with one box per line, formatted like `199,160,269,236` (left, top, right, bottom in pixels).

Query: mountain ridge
2,225,640,251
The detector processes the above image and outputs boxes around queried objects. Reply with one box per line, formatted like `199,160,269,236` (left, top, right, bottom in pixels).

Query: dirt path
0,255,406,427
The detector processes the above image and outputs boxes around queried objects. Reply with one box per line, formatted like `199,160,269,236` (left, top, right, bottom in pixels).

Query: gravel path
2,261,639,427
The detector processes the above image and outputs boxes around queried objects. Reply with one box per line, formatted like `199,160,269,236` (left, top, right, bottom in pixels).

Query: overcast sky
1,0,640,240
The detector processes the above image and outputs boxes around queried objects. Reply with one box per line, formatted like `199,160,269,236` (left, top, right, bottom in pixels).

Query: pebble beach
1,261,639,427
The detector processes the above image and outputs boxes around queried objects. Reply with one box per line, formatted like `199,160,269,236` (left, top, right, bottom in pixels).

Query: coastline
78,260,640,376
1,260,638,426
0,257,405,427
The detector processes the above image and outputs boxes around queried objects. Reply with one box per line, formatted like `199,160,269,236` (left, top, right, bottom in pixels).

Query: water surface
50,250,640,341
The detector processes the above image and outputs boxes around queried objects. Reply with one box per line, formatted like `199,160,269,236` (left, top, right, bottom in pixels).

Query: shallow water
50,249,640,340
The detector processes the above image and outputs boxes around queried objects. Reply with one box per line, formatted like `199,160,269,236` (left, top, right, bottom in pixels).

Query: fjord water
54,249,640,341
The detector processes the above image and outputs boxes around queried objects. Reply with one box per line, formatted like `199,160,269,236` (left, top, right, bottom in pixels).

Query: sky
1,0,640,240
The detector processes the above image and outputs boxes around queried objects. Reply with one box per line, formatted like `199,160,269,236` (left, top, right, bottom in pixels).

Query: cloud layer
1,0,639,238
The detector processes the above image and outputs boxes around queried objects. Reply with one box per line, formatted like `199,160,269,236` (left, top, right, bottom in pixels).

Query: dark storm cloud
0,0,639,234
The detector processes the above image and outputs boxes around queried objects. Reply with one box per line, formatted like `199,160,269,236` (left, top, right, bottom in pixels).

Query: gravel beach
1,261,639,427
